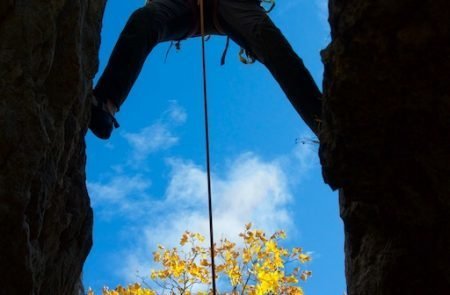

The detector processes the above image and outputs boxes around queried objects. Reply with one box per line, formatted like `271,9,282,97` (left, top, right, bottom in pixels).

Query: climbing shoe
89,96,120,140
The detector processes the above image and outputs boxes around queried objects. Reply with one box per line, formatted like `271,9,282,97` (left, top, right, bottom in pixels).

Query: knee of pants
250,20,296,64
127,6,162,41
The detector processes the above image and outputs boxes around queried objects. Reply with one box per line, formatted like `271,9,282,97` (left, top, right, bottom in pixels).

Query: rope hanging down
198,0,218,294
198,1,277,292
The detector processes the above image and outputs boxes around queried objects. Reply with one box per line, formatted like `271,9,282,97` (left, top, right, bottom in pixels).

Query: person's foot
89,96,120,140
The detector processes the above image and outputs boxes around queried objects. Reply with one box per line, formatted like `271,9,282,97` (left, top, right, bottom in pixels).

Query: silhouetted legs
94,0,322,134
94,0,194,110
217,0,322,134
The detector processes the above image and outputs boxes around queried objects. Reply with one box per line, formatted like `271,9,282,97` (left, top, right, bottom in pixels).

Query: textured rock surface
320,0,450,294
0,0,105,294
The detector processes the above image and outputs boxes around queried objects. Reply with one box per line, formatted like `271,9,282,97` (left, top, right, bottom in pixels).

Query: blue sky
83,0,345,294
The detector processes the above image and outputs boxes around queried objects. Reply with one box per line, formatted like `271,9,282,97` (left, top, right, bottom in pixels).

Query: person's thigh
146,0,195,42
216,0,322,134
216,0,272,61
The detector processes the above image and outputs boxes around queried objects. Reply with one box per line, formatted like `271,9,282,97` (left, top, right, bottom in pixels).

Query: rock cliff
2,0,450,294
320,0,450,294
0,0,105,294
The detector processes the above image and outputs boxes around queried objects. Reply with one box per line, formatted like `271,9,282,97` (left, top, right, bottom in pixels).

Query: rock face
0,0,105,294
2,0,449,294
320,0,450,294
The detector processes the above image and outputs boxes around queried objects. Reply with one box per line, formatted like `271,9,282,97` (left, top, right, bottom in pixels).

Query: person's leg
216,0,322,135
94,0,195,111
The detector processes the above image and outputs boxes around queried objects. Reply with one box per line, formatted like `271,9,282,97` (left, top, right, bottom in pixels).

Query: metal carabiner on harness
238,48,256,64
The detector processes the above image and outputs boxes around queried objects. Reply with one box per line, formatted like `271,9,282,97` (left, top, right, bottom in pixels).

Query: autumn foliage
89,224,311,295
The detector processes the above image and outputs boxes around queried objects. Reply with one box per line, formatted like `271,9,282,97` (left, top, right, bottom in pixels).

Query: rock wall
320,0,450,294
0,0,105,294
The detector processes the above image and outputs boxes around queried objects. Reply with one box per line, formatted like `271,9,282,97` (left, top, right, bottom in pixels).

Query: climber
89,0,322,139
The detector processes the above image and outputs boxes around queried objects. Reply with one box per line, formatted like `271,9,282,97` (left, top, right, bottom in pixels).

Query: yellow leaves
217,239,236,252
284,274,299,284
292,247,303,254
101,284,156,295
91,224,311,295
284,286,305,295
180,232,189,246
215,263,226,272
226,263,242,286
187,263,203,280
200,258,210,267
152,251,161,262
299,253,312,263
243,248,252,264
300,271,313,281
150,270,157,280
194,233,206,242
151,269,170,280
255,266,283,293
180,231,206,246
265,240,277,253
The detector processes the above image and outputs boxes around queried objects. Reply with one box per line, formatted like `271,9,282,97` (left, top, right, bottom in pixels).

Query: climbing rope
197,1,278,292
198,0,218,294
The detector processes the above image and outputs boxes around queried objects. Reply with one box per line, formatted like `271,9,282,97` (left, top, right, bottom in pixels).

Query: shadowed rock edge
0,0,106,294
320,0,450,294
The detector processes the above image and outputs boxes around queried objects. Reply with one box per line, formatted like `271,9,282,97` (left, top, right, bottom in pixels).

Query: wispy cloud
291,137,318,178
123,123,179,162
88,175,153,220
88,102,188,219
121,101,187,166
166,153,293,235
118,152,310,282
87,103,319,285
165,100,187,125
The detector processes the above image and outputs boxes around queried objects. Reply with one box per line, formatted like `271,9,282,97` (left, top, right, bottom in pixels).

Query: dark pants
94,0,322,134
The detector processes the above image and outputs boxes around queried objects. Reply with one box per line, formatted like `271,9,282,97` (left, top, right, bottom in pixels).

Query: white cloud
123,123,178,162
165,100,187,125
120,102,187,166
87,175,153,220
87,103,319,286
291,138,319,178
118,153,296,282
87,103,188,220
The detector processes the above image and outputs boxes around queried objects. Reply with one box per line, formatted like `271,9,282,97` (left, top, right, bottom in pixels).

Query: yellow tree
89,224,311,295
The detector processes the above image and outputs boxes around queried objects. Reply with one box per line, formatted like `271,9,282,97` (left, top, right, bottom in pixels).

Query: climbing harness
238,47,256,64
221,0,276,65
164,0,276,65
220,37,230,65
198,0,218,293
164,40,182,63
